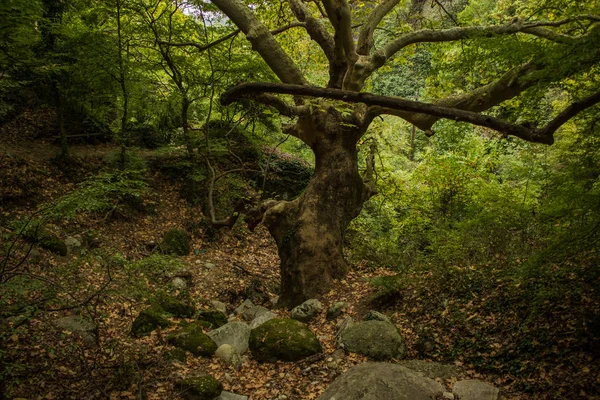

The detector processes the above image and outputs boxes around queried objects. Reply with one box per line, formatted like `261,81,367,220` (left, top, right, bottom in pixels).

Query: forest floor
1,139,598,400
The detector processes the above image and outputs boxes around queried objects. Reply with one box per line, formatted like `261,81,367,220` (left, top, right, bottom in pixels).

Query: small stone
364,310,390,323
216,392,248,400
204,262,216,270
171,277,188,290
290,299,322,322
269,296,280,307
215,344,242,369
443,392,455,399
64,236,82,255
249,311,276,329
207,321,251,354
131,307,171,337
326,302,348,320
167,323,218,357
197,310,228,329
210,300,228,315
242,305,270,321
233,299,255,316
54,315,97,346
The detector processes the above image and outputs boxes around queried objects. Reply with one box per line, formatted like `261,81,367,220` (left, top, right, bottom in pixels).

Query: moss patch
175,375,222,400
131,307,171,337
159,228,191,256
153,293,195,318
249,318,322,362
167,323,217,357
197,310,228,329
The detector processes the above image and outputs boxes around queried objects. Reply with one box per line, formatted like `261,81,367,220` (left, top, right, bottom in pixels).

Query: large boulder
159,228,191,256
175,375,223,400
290,299,322,323
398,360,459,380
207,321,251,355
167,323,218,357
131,307,171,337
339,320,406,360
249,318,322,362
318,363,444,400
453,380,499,400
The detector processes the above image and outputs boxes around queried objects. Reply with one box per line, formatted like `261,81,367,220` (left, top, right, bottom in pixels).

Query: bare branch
356,0,401,55
221,82,600,144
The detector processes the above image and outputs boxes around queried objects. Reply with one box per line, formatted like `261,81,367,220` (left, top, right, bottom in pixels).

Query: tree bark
262,110,372,307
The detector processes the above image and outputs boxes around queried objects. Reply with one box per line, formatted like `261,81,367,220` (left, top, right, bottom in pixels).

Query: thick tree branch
356,0,401,55
252,94,309,118
211,0,307,85
221,83,600,144
322,0,358,89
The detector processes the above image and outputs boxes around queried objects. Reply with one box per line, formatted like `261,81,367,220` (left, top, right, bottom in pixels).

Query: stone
241,305,270,321
153,293,195,318
131,307,171,337
249,311,276,329
175,375,223,400
249,318,322,362
339,320,406,360
207,321,251,355
398,360,459,380
204,262,216,270
269,296,280,307
167,323,217,357
334,317,354,347
215,392,248,400
326,302,348,320
318,363,444,400
210,300,228,315
290,299,322,322
453,380,499,400
64,236,82,255
38,231,67,256
160,228,191,256
443,392,455,399
233,299,255,316
215,344,242,369
197,310,228,329
364,310,390,323
54,315,97,346
170,277,188,290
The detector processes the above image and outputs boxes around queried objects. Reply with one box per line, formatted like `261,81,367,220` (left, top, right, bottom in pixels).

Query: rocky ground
2,140,597,400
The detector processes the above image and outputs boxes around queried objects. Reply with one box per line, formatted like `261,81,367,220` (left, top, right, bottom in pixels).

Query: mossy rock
131,307,171,337
153,293,195,318
175,375,223,400
249,318,322,362
167,323,218,357
340,320,406,360
197,310,228,329
38,232,68,256
159,228,191,256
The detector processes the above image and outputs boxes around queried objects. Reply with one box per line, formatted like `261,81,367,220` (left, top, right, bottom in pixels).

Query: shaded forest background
1,0,599,399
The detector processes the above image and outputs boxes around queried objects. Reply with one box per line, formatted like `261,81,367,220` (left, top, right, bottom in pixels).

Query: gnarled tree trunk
262,109,374,308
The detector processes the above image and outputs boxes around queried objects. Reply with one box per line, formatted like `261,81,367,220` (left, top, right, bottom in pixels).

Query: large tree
207,0,600,307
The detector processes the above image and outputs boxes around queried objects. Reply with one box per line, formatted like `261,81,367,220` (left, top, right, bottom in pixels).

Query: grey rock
204,262,216,270
269,296,280,307
242,305,270,321
340,320,406,360
290,299,322,322
215,344,242,369
453,380,499,400
398,360,459,380
443,392,455,399
249,311,276,329
216,392,248,400
170,277,188,290
318,363,444,400
334,317,354,348
364,310,390,323
326,302,348,320
208,321,251,354
233,299,255,316
210,300,228,315
54,315,97,346
249,319,322,362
